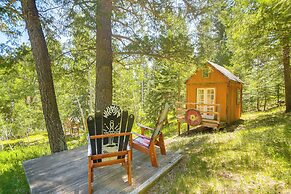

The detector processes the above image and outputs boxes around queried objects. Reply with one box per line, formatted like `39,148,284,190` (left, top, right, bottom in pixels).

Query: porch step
202,119,220,124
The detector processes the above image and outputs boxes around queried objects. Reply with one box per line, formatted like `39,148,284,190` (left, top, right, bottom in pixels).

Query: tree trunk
95,0,113,112
21,0,67,153
76,97,86,131
177,74,181,102
88,67,94,114
0,136,3,151
277,84,280,107
282,36,291,113
256,97,260,111
263,95,267,111
141,81,144,106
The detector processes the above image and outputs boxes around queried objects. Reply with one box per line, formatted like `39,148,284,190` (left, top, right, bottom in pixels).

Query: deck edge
129,151,183,194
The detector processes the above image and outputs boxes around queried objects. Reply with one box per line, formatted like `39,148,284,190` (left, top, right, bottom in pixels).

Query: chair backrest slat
95,112,103,156
87,115,96,155
123,114,135,150
150,103,170,140
118,111,128,152
118,113,134,159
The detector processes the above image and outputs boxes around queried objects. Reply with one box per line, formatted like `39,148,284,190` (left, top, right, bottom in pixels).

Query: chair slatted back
102,105,122,145
87,105,134,162
150,103,170,140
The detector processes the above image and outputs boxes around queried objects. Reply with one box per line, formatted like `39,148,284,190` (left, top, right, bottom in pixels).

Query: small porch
23,145,182,194
176,102,225,135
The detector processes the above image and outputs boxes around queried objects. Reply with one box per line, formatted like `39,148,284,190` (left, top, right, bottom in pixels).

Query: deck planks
23,145,182,194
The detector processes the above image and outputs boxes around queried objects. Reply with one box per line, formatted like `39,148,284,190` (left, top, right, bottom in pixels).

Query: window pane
202,69,209,78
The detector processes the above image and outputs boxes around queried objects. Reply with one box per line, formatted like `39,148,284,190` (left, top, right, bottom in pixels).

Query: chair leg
88,158,92,194
149,143,158,167
127,151,132,185
158,133,166,155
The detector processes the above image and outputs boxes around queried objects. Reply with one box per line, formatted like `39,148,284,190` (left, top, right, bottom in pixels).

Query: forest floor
0,107,290,193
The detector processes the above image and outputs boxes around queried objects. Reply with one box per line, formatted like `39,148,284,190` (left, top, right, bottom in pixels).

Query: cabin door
196,88,215,119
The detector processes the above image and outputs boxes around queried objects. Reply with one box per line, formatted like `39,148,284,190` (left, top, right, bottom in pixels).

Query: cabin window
202,68,209,78
237,89,241,105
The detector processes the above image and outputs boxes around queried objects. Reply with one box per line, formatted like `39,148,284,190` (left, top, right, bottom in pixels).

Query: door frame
196,88,216,119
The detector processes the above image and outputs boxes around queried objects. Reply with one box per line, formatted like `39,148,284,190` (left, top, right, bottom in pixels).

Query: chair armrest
89,132,131,139
137,123,155,135
132,132,151,140
137,123,154,131
87,135,92,156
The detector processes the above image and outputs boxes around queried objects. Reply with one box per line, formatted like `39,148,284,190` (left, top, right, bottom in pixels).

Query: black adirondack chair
87,105,134,194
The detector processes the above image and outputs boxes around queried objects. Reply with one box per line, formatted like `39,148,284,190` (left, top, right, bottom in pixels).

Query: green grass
0,132,87,194
148,108,291,193
0,108,290,193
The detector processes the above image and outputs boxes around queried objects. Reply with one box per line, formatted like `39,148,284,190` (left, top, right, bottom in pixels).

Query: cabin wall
227,81,243,123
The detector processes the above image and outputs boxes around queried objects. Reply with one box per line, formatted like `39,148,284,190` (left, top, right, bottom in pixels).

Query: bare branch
112,34,134,42
115,51,171,60
39,5,63,13
4,0,22,18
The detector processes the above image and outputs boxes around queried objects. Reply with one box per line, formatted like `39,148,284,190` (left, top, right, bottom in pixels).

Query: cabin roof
208,61,243,83
185,61,243,84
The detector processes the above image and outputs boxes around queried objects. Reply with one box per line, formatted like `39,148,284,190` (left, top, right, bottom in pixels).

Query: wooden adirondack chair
132,103,169,167
87,105,134,194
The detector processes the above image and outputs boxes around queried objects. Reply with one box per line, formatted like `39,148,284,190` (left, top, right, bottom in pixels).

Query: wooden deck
23,146,182,194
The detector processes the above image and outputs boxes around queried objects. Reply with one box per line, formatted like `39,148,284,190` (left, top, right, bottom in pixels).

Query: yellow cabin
185,61,243,125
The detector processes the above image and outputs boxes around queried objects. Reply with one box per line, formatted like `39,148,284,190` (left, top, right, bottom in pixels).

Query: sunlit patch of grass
148,108,291,193
66,133,87,149
0,131,87,193
0,143,50,193
1,133,47,146
241,106,286,120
